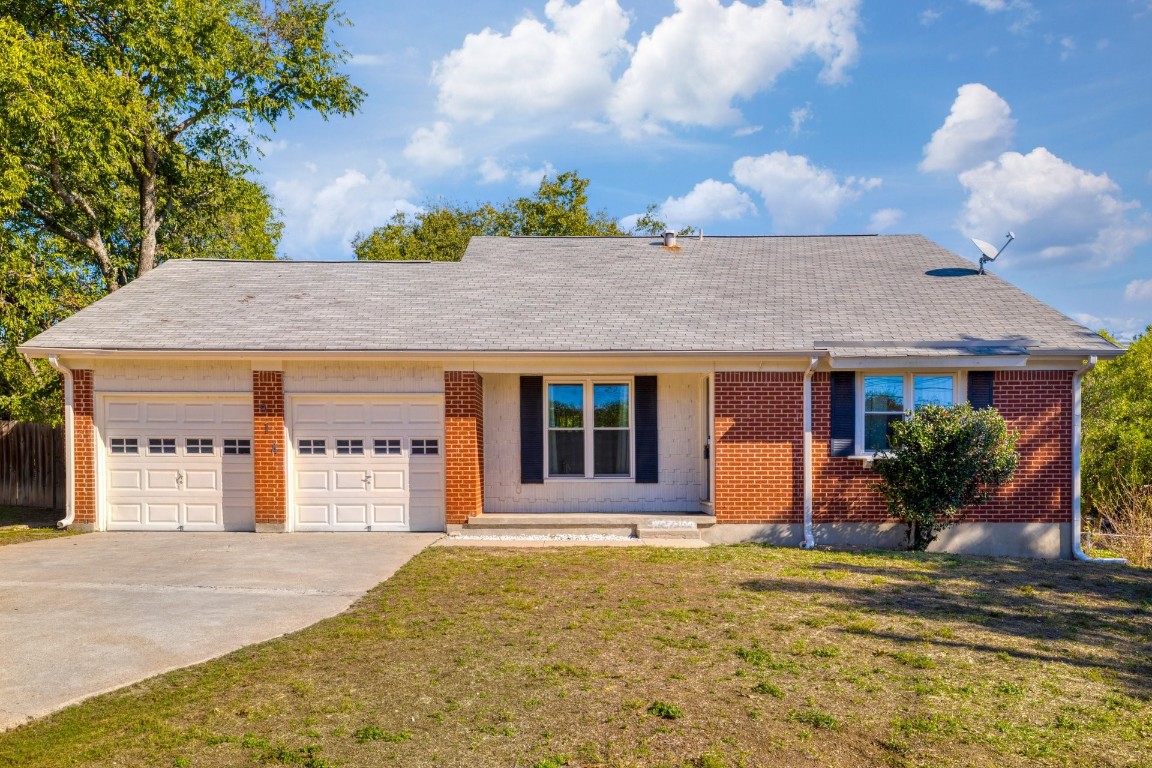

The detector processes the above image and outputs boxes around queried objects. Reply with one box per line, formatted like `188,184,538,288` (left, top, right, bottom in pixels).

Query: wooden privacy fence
0,421,65,510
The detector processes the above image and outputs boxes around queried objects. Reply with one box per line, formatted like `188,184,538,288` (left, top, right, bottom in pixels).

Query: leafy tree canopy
354,171,629,262
1083,328,1152,517
0,0,362,421
872,403,1019,551
0,0,362,289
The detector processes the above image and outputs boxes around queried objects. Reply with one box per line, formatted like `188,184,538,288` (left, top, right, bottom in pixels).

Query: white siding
94,360,252,393
483,373,703,513
283,361,443,394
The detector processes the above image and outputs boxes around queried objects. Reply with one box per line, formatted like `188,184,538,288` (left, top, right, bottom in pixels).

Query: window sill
544,477,635,483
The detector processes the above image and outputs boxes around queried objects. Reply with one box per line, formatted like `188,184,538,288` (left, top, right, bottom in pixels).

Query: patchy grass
0,506,79,547
1,545,1151,767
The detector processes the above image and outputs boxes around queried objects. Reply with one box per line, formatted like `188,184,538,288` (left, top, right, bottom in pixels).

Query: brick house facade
24,236,1122,557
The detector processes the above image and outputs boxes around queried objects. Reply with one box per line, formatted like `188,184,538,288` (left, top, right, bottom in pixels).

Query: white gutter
802,356,819,549
46,356,76,529
1071,356,1125,563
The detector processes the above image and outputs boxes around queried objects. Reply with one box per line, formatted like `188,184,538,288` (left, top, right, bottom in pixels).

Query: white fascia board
827,355,1030,370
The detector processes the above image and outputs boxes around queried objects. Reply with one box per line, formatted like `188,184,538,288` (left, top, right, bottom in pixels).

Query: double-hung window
546,380,631,478
860,374,956,453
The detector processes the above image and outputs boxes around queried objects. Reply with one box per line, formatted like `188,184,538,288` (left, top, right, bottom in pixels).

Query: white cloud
921,83,1016,173
957,147,1151,267
433,0,631,123
477,157,509,184
515,162,557,187
272,164,419,255
608,0,861,134
1071,312,1147,343
1059,36,1076,60
919,9,942,25
790,103,813,135
965,0,1038,31
403,122,464,172
657,180,756,228
733,125,763,137
731,151,880,232
349,53,389,66
868,208,904,232
1125,278,1152,302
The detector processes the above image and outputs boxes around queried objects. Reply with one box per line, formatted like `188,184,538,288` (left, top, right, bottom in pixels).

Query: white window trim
853,371,964,458
543,377,635,482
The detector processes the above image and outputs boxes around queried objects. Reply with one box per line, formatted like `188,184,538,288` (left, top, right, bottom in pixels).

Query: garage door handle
363,472,372,489
175,471,184,487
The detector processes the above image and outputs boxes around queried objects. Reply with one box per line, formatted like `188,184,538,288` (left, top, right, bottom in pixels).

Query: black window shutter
634,376,659,483
829,372,856,457
968,371,995,409
520,376,544,484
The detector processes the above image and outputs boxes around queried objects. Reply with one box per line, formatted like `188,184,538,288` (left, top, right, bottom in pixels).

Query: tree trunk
137,139,160,276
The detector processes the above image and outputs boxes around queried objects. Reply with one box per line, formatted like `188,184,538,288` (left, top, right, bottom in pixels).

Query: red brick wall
971,370,1073,523
71,369,97,526
713,372,803,524
445,371,484,525
810,370,1074,525
812,373,891,523
252,370,286,527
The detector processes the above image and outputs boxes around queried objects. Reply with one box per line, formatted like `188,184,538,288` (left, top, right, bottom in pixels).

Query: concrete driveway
0,532,439,730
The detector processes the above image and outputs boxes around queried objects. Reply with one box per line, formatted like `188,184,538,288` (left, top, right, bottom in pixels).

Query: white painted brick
283,361,443,394
93,360,251,392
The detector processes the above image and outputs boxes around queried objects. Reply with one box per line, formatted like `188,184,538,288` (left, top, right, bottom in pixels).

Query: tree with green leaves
0,0,363,421
1,0,362,290
353,171,626,262
871,404,1019,551
1083,328,1152,518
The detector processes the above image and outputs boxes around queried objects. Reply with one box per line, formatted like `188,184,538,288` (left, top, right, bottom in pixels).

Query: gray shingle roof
20,235,1121,357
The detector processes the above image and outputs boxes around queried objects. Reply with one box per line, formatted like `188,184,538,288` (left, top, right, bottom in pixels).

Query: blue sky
252,0,1152,340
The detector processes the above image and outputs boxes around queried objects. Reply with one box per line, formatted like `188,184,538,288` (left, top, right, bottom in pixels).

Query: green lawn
0,505,79,547
1,545,1150,768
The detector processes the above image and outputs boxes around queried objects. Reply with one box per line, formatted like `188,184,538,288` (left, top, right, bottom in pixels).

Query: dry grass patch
1,546,1151,767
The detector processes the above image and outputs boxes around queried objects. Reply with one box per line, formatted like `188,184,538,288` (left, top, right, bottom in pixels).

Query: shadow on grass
739,550,1152,697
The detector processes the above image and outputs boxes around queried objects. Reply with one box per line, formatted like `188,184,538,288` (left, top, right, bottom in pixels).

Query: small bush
647,700,684,719
872,404,1018,550
1088,479,1152,567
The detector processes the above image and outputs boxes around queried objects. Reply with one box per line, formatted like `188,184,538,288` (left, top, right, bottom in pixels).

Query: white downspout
46,356,76,529
802,356,819,549
1071,356,1124,563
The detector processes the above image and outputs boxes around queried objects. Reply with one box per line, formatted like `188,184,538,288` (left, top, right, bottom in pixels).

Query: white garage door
290,397,444,532
102,397,255,531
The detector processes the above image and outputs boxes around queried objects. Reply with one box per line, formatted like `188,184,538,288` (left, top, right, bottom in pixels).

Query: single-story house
19,235,1122,557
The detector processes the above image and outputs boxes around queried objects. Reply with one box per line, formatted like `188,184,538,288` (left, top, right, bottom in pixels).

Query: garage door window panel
186,438,215,455
110,438,138,454
374,438,401,455
298,439,326,456
412,439,439,456
336,439,365,455
148,438,176,455
224,439,251,455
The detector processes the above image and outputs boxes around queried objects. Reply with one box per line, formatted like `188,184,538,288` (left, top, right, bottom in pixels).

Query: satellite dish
971,232,1015,274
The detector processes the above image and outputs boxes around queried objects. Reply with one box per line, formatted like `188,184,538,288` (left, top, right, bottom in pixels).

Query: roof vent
662,230,678,248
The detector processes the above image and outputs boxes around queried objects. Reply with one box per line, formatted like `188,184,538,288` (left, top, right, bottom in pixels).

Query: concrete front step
458,513,716,541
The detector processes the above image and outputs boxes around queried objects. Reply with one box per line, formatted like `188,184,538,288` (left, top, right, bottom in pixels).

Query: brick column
71,369,97,529
253,370,287,532
713,371,804,524
444,371,484,526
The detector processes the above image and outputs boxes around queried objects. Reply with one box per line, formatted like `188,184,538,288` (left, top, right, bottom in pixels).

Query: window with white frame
336,439,365,455
860,373,956,453
546,380,631,478
411,438,439,456
185,438,214,455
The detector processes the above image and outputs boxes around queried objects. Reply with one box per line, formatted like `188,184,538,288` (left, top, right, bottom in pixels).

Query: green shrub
872,403,1018,550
